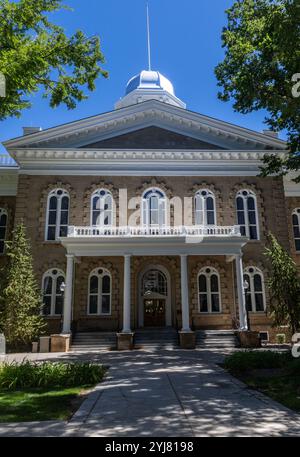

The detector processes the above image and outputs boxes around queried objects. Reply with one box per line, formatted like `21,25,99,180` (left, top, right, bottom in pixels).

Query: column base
116,332,134,351
39,336,51,353
50,334,72,353
179,331,196,349
237,330,261,348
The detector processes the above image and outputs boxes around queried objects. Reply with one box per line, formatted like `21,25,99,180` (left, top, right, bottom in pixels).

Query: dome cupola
115,69,186,109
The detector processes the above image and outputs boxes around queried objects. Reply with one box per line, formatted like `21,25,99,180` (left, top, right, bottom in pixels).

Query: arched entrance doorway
138,265,172,327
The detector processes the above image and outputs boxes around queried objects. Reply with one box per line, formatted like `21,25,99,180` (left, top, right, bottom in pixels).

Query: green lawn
224,351,300,412
0,386,90,423
240,370,300,412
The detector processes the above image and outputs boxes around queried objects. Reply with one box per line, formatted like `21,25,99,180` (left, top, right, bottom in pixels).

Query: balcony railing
67,225,242,238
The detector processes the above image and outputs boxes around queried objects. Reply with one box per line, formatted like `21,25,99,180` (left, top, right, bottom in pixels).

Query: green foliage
0,387,84,422
0,360,106,390
276,333,286,344
0,0,108,119
265,233,300,334
224,350,291,373
224,350,300,412
0,222,46,347
215,0,300,180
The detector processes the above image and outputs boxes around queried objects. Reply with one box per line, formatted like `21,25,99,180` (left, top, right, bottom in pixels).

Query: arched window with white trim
198,267,221,313
142,188,166,227
243,267,266,312
88,268,111,315
236,190,259,240
91,189,113,227
0,208,7,255
142,269,168,296
292,209,300,252
46,189,69,241
194,190,216,225
42,269,65,316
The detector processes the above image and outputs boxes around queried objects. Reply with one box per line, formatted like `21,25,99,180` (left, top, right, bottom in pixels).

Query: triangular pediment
80,126,225,150
3,100,286,152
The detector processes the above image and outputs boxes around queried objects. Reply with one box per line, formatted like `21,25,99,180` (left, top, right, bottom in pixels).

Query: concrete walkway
1,349,300,437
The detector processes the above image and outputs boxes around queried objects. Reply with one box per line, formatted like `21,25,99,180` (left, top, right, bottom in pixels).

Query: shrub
276,334,286,344
287,358,300,376
224,351,292,374
0,361,106,390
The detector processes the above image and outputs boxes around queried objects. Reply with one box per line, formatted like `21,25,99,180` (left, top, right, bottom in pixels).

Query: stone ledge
116,332,134,351
237,331,261,348
179,331,196,349
50,334,72,353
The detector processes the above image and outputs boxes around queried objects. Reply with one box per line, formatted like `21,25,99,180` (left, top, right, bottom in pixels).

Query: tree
0,222,46,348
0,0,108,119
264,233,300,335
215,0,300,181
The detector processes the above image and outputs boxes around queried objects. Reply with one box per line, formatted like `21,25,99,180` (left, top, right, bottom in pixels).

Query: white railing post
66,225,243,239
68,226,75,237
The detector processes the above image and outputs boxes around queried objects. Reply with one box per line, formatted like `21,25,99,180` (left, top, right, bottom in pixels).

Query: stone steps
134,327,179,349
196,330,239,348
71,332,117,352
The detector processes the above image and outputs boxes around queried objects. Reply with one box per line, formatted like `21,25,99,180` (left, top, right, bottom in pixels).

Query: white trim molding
243,266,266,313
198,266,222,314
4,100,287,151
138,264,172,327
87,267,112,316
41,268,65,316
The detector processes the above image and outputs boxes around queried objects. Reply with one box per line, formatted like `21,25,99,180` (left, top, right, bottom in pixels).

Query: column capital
124,254,132,258
180,254,188,258
66,254,74,259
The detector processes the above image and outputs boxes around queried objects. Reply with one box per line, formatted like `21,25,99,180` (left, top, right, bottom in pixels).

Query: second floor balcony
67,225,242,238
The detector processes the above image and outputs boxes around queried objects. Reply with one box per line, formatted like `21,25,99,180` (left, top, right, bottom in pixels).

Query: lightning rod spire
146,3,152,71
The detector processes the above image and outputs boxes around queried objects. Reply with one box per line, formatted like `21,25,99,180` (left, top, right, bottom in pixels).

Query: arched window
243,267,266,312
42,269,65,316
236,190,259,240
91,189,113,227
0,208,7,255
88,268,111,315
194,189,216,225
198,267,221,313
292,209,300,252
46,189,69,241
142,188,166,227
142,269,168,296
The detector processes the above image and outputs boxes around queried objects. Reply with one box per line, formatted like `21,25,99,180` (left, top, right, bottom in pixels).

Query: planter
238,331,261,348
179,331,196,349
116,332,134,350
50,334,71,352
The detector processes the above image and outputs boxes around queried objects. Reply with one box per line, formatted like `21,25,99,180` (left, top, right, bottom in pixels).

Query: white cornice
60,235,248,257
10,148,286,161
3,100,287,151
11,148,287,176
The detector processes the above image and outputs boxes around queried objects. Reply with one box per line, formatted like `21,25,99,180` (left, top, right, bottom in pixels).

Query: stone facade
0,172,296,342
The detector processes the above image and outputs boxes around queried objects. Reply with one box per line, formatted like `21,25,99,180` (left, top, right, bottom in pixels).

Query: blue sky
0,0,280,153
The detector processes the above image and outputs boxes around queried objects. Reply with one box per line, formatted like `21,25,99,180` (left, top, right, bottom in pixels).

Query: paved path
1,349,300,437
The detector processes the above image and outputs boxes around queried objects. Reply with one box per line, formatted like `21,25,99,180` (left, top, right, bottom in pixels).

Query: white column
122,254,131,333
181,254,191,332
62,254,74,334
235,254,248,330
